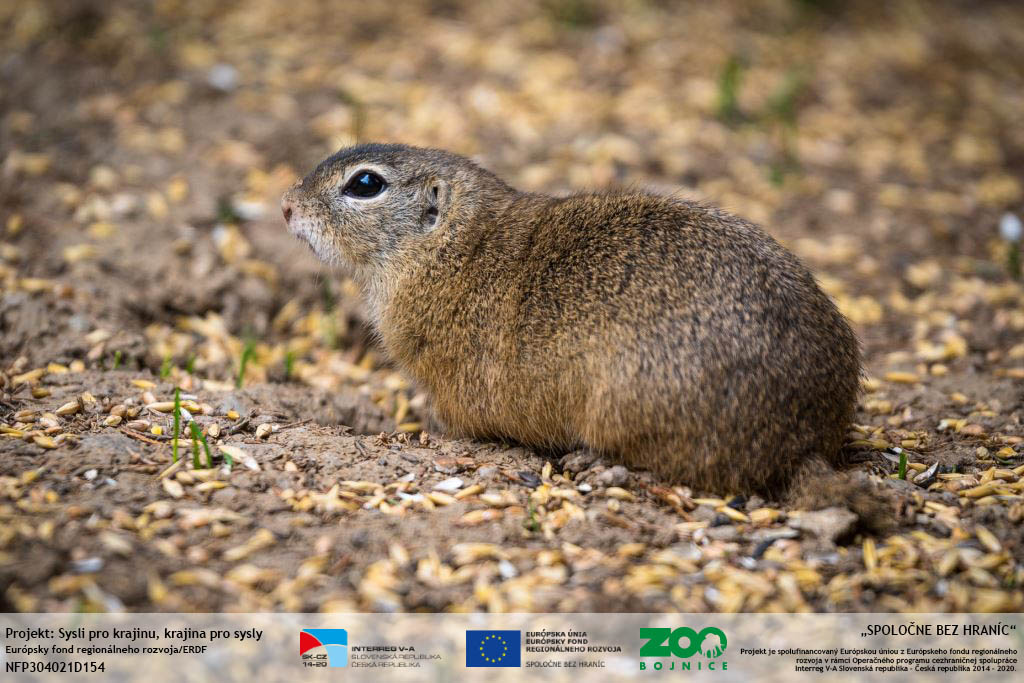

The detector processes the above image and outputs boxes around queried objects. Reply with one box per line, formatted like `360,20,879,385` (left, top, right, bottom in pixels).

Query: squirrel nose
281,197,294,223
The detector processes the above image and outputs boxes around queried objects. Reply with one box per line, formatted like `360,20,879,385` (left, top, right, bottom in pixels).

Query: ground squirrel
282,143,863,500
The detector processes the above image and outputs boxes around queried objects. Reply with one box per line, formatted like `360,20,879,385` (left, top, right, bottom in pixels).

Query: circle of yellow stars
479,634,509,663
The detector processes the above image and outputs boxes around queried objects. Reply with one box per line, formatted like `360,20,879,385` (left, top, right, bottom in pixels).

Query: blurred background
3,0,1023,375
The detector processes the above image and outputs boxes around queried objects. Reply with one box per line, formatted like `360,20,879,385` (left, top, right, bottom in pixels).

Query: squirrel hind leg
787,459,899,535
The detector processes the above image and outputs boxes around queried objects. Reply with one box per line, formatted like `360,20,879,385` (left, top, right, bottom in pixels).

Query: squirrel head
282,143,510,279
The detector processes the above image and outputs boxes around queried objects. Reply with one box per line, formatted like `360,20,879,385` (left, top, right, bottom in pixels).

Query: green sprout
898,449,908,480
336,88,366,143
237,339,256,389
523,501,540,533
188,421,213,469
1000,213,1022,280
716,55,744,124
171,387,181,463
766,68,806,185
768,69,805,128
185,353,196,374
216,196,243,224
541,0,601,28
284,350,296,380
111,350,122,371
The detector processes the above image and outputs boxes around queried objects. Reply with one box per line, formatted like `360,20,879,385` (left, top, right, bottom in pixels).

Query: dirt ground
1,1,1023,613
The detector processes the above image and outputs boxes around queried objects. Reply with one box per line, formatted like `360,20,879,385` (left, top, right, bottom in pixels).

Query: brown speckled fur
283,143,863,499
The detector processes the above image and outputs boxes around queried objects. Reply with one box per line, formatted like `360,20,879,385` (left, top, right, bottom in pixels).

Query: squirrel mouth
287,221,336,265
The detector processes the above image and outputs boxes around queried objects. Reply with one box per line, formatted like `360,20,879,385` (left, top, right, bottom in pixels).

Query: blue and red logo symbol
300,629,348,668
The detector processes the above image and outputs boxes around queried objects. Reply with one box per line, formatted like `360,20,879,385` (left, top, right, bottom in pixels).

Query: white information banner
1,613,1020,681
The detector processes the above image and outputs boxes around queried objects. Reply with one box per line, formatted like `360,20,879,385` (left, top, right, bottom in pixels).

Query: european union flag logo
466,630,522,667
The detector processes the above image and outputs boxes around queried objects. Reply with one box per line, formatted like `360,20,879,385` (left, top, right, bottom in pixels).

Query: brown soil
1,0,1022,613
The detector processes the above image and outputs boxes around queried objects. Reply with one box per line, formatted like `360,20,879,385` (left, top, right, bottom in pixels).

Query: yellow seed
749,507,782,525
617,542,646,557
104,415,122,427
479,491,518,507
975,525,1001,553
226,410,240,420
88,221,115,238
861,376,882,392
717,506,749,523
457,509,503,526
693,497,727,506
961,482,1001,498
167,177,189,203
54,401,80,416
33,436,57,449
19,278,53,293
162,478,185,499
13,368,45,385
7,214,24,235
454,484,484,500
341,481,381,493
605,487,635,501
131,379,156,389
426,492,456,506
150,425,164,436
62,244,95,263
158,459,183,479
937,550,959,577
394,392,409,424
884,371,920,384
863,538,878,571
863,399,893,415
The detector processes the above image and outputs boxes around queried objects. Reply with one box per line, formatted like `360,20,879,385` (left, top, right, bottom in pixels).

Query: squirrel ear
422,179,447,232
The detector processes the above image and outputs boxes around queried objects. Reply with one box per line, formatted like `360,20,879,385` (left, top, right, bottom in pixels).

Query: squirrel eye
343,171,386,198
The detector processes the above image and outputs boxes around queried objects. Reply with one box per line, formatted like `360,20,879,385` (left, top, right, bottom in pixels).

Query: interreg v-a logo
639,626,728,672
300,629,348,668
466,630,522,667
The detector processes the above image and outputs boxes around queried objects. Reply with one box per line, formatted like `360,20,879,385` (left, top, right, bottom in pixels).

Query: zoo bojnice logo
299,629,348,668
639,626,729,672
